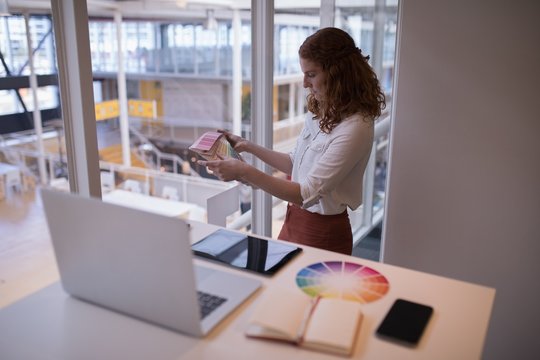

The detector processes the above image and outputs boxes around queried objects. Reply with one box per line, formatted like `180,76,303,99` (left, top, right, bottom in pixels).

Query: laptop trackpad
194,265,261,335
194,265,215,283
195,265,261,300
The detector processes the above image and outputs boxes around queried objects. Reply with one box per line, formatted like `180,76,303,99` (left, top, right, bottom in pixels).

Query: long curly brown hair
299,27,386,133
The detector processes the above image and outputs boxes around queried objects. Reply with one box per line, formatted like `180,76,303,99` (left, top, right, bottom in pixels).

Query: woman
199,27,385,254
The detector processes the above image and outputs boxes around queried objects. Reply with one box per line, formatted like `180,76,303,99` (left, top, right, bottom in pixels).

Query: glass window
0,90,15,115
336,0,398,242
14,85,58,112
0,15,58,116
0,3,398,249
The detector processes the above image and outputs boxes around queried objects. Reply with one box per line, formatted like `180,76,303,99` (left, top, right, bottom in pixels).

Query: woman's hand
218,130,251,153
200,155,300,203
198,157,249,183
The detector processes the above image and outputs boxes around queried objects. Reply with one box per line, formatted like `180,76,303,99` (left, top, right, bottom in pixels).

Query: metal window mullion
51,0,101,198
288,82,295,120
46,16,55,75
320,0,335,28
173,25,179,74
232,9,242,136
3,17,18,112
251,0,273,237
372,0,386,77
362,143,376,231
23,13,47,185
115,11,130,167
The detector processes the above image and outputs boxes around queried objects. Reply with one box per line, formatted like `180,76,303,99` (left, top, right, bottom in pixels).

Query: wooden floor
0,123,131,309
0,186,59,309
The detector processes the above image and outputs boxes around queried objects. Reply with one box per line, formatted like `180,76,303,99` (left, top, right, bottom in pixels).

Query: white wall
383,0,540,358
162,79,228,128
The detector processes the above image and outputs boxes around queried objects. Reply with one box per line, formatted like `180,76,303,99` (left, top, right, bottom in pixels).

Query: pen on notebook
297,295,321,343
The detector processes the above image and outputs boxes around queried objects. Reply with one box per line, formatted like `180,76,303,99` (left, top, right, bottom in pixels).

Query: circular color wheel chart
295,261,390,304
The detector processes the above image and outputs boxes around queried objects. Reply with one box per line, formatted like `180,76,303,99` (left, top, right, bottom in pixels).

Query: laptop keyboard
197,291,227,319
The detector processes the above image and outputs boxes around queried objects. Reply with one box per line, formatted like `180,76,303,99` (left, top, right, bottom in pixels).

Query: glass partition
0,1,398,247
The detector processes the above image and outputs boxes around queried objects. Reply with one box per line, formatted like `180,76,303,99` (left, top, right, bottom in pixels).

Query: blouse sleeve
300,119,373,209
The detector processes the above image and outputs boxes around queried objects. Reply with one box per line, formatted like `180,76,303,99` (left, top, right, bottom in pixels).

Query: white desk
103,189,197,219
50,177,70,192
0,162,21,197
0,221,495,360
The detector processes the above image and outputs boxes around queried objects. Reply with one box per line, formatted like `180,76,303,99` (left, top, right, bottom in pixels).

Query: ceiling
4,1,395,19
4,0,325,19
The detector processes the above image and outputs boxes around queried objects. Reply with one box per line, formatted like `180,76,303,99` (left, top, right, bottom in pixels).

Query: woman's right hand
218,130,251,153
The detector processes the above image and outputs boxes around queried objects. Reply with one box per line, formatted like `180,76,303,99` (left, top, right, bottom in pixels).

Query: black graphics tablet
192,228,302,276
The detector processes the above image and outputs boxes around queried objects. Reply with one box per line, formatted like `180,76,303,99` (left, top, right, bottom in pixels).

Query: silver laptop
40,188,261,337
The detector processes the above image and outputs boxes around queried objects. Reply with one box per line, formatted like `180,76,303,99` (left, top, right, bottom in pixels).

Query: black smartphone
191,228,302,276
376,299,434,346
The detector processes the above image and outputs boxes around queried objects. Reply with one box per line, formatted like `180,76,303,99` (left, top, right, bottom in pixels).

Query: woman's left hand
198,157,248,183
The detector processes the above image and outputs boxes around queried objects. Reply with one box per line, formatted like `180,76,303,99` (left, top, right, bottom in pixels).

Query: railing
0,138,64,185
0,137,243,226
0,111,391,242
0,126,59,148
128,124,200,177
98,161,240,227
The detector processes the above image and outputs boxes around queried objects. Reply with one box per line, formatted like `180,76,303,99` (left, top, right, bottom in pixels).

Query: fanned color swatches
296,261,390,304
189,131,242,161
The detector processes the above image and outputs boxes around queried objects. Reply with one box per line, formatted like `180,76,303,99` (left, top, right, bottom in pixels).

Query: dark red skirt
278,204,353,255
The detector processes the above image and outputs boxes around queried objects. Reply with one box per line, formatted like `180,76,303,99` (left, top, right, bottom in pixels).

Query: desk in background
0,163,21,199
103,189,198,220
0,221,495,360
49,177,70,192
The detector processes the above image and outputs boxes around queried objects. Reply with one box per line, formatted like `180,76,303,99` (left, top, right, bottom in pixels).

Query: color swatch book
189,131,243,161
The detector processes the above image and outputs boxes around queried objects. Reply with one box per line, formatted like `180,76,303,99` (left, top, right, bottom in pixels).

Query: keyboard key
197,291,227,319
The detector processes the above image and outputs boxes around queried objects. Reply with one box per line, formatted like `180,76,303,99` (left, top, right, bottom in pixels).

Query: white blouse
289,112,374,215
